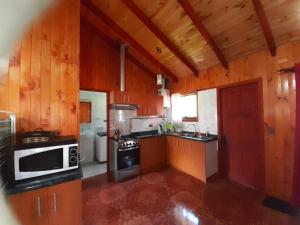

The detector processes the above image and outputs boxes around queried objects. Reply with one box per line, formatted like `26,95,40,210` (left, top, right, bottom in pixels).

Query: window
171,93,198,122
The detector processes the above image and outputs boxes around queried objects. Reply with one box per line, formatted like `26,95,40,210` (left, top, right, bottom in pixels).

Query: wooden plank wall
80,20,157,94
170,41,300,202
0,0,80,136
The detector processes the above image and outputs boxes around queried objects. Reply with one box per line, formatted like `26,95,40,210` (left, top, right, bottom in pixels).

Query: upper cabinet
110,91,163,116
110,91,132,104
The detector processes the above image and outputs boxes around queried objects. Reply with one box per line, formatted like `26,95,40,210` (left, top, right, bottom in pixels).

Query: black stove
117,137,139,149
110,136,140,182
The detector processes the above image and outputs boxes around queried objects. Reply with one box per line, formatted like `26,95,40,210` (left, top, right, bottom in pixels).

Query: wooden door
220,82,265,190
9,188,49,225
48,180,82,225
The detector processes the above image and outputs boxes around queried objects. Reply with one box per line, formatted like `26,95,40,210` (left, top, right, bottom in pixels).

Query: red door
293,64,300,206
220,82,265,191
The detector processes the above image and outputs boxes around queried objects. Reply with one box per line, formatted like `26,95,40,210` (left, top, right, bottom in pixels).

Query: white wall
131,117,162,133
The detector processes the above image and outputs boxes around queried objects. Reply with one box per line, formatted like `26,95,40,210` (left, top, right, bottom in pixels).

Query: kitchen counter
5,166,82,195
132,131,218,143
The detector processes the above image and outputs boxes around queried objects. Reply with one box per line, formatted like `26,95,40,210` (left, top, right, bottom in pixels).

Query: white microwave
14,141,78,181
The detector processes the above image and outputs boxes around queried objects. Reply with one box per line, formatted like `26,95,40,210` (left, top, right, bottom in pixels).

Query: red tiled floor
82,169,300,225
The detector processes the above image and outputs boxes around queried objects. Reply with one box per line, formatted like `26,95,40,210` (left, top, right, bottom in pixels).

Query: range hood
110,104,139,110
110,43,138,110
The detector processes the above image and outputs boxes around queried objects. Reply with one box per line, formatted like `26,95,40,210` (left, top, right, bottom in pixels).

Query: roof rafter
252,0,276,56
122,0,199,77
81,17,157,79
82,0,178,82
178,0,229,70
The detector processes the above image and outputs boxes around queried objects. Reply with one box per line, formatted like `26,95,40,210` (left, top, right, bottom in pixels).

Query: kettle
114,129,121,140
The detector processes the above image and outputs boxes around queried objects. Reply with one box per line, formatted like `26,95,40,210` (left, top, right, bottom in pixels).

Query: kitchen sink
179,133,214,141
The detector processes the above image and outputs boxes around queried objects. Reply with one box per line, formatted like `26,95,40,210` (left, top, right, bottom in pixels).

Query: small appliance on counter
110,136,140,182
14,129,79,181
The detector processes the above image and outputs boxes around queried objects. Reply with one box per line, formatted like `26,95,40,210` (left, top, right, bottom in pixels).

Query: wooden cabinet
8,180,82,225
110,91,132,104
80,101,92,123
185,141,206,182
8,188,48,225
166,136,217,183
140,136,166,174
110,91,163,116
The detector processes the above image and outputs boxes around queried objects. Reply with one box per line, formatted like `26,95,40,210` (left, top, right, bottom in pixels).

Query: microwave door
14,146,67,180
19,148,64,172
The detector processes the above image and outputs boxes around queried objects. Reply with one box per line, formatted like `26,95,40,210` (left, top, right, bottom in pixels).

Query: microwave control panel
69,146,78,167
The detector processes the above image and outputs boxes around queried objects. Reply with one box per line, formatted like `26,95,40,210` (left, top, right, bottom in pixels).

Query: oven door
14,145,71,180
117,146,140,170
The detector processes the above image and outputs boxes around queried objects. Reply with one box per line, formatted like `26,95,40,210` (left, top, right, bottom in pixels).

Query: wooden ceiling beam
82,0,178,83
178,0,228,70
252,0,276,56
81,17,157,79
122,0,199,77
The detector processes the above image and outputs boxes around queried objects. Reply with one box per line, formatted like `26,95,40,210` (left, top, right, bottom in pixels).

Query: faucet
187,123,198,136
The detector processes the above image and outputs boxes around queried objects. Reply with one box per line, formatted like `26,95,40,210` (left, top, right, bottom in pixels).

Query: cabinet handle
36,196,41,217
123,95,126,102
127,95,130,102
53,192,57,213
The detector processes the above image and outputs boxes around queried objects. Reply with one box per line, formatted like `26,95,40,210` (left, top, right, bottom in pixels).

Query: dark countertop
5,166,82,195
132,131,218,143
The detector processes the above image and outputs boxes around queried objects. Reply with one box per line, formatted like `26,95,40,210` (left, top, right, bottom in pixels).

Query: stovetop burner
117,137,139,149
22,136,50,144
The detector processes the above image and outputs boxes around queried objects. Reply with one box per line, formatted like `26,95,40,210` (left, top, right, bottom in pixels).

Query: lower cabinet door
166,136,177,168
140,137,166,173
48,180,82,225
8,187,49,225
190,142,206,182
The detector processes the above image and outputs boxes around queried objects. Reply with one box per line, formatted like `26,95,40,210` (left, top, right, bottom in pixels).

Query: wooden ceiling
81,0,300,81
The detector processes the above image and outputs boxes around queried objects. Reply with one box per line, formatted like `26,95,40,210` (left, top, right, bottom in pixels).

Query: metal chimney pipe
120,43,127,92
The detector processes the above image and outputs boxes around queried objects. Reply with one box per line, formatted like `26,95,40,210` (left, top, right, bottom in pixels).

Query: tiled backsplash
110,109,137,136
131,117,162,133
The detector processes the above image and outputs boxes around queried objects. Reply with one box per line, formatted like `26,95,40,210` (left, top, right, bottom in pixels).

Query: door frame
79,88,110,173
217,78,265,192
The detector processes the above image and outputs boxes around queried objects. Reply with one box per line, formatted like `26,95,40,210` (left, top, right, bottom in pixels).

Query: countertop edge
136,133,218,142
5,167,83,195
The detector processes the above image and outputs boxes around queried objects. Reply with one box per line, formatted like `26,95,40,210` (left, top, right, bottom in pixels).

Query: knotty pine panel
0,0,80,136
80,20,157,94
170,41,300,202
